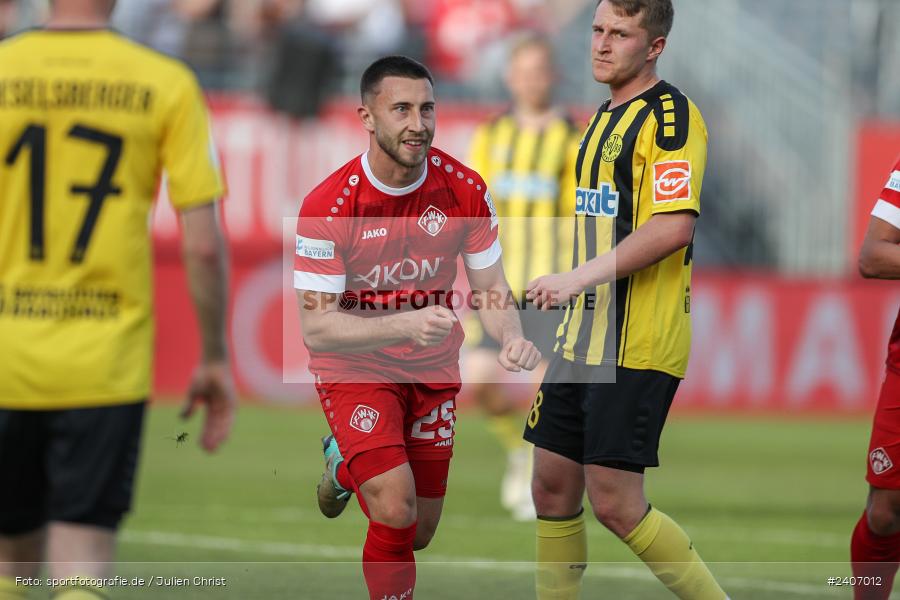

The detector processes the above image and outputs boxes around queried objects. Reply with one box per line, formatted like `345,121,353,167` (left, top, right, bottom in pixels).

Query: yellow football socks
623,508,727,600
487,413,527,452
536,510,588,600
0,576,28,599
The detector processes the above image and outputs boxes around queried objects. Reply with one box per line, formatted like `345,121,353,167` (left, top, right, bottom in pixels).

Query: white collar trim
361,152,428,196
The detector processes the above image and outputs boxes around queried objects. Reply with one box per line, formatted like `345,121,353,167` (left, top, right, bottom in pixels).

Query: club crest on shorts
350,405,380,433
418,205,447,237
871,447,893,475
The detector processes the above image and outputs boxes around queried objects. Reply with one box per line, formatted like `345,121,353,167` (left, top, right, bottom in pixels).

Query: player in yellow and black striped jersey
462,34,580,520
524,2,728,600
552,79,704,374
0,2,234,597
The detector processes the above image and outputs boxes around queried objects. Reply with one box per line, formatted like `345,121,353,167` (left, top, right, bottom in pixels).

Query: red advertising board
154,259,898,413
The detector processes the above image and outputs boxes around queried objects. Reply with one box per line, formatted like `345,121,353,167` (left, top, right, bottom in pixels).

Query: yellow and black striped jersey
468,111,580,294
0,29,225,409
555,81,707,378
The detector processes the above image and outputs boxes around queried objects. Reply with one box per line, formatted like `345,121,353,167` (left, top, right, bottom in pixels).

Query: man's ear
647,35,667,62
358,105,376,133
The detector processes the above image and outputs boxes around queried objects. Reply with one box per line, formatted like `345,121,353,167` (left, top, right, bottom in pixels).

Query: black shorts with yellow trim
523,357,679,472
0,400,146,535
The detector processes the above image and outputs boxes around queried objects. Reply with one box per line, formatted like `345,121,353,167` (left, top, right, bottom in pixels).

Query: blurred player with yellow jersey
464,34,579,520
525,1,728,598
0,1,234,598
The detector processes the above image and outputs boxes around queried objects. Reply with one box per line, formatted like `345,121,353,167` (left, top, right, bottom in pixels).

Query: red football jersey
871,157,900,373
294,147,500,381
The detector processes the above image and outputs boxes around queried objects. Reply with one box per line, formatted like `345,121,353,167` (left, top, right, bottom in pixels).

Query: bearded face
364,76,436,170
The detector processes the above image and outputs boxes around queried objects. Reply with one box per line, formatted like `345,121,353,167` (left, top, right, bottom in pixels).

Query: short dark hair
598,0,674,40
360,56,434,103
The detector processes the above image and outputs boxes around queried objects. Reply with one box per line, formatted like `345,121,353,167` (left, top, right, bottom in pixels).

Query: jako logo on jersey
349,174,360,186
653,161,692,203
295,235,335,260
431,155,442,167
354,257,444,287
418,205,447,237
576,185,619,217
871,447,894,475
362,227,388,240
350,405,379,433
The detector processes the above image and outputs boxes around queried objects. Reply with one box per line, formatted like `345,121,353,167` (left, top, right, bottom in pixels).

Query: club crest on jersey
350,405,380,433
601,134,623,162
653,161,692,203
576,185,619,217
418,205,447,237
871,447,894,475
362,227,388,240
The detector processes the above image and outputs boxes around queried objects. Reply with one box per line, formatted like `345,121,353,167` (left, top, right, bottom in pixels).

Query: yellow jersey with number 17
0,29,225,409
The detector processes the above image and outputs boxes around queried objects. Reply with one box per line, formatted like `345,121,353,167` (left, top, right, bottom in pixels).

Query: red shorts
314,375,460,498
866,369,900,488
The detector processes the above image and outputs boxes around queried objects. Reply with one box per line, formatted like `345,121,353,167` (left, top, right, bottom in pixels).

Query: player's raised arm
528,209,695,311
465,259,541,373
858,201,900,280
294,199,457,352
296,289,457,352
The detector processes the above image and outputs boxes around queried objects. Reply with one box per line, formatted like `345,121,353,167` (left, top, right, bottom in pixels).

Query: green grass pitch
98,402,887,599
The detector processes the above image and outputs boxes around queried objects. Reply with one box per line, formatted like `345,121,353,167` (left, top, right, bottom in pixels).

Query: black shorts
0,401,146,535
474,306,563,358
523,357,679,471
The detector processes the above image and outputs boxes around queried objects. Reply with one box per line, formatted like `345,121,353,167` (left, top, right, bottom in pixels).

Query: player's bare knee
532,480,579,516
375,500,417,529
867,501,900,536
590,500,635,538
413,527,435,551
0,529,45,569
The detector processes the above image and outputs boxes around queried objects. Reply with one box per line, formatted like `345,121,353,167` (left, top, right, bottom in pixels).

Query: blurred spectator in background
464,33,579,521
113,0,197,57
414,0,585,97
115,0,257,90
421,0,520,89
305,0,407,66
0,0,45,39
251,0,341,119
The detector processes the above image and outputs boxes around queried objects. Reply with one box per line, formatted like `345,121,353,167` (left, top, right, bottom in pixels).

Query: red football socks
851,511,900,600
336,460,354,492
362,520,417,600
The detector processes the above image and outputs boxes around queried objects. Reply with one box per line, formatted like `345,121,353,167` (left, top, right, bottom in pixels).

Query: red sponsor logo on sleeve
653,161,692,203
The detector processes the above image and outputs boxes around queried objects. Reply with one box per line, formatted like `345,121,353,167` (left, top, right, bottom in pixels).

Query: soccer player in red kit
293,56,541,600
851,155,900,600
